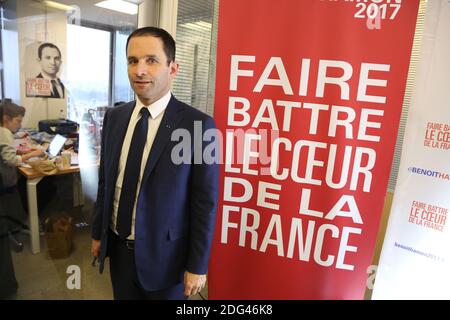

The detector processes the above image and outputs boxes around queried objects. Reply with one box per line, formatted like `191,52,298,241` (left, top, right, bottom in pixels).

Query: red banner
210,0,419,299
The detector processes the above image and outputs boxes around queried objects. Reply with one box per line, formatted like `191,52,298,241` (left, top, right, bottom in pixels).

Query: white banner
373,0,450,299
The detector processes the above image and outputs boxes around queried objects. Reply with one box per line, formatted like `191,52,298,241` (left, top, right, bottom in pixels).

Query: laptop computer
46,134,67,159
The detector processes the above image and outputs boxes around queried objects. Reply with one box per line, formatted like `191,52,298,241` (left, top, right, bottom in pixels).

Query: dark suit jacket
35,73,65,98
91,95,219,291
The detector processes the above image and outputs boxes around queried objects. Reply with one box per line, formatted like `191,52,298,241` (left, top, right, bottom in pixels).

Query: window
1,27,20,103
173,0,215,116
114,30,134,105
66,24,111,123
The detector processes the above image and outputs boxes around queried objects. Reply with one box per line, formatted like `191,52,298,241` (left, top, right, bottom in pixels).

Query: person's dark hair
126,27,176,65
38,42,62,59
0,101,26,125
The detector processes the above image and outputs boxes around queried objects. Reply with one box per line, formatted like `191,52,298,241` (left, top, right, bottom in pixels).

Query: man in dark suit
91,26,219,300
35,43,65,98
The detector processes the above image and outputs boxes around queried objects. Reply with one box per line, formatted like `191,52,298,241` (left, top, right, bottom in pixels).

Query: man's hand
184,271,206,297
91,239,101,257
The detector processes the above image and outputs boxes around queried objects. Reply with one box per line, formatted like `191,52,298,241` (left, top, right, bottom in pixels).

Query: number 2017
354,3,401,20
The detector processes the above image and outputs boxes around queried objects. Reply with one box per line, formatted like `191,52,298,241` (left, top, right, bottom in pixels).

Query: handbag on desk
27,158,58,175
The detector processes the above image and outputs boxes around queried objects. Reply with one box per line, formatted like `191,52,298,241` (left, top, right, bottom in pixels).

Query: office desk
18,165,84,254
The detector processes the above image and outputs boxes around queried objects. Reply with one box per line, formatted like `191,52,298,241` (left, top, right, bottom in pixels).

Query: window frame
0,5,6,100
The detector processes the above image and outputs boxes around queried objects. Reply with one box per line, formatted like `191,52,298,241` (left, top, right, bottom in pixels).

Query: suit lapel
141,95,186,184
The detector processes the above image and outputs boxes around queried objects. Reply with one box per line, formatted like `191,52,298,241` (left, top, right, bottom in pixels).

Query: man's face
127,36,178,105
38,47,61,78
3,115,23,133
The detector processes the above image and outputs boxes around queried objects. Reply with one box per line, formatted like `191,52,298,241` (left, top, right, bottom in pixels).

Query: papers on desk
70,153,79,165
14,136,46,155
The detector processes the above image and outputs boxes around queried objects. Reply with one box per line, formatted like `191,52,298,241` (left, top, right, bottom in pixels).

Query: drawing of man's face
38,46,61,78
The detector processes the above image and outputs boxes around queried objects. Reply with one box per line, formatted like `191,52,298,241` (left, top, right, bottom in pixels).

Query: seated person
0,103,45,170
0,101,45,298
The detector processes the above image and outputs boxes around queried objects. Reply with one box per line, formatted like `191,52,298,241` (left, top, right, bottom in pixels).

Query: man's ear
169,61,179,77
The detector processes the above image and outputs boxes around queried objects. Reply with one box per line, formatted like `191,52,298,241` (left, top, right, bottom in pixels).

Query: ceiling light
43,1,76,12
95,0,138,15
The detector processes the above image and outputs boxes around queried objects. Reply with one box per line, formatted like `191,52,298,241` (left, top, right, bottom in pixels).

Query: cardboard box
45,215,73,259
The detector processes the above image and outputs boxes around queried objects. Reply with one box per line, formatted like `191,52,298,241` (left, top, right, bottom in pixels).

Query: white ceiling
3,0,213,29
48,0,141,28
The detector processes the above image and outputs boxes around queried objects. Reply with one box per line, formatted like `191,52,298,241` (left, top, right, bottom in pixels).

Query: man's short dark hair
38,42,62,59
126,27,176,65
0,101,26,125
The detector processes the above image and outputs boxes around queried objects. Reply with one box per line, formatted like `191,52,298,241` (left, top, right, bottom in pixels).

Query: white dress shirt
110,91,171,240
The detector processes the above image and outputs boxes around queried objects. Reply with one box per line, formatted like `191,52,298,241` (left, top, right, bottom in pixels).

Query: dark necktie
116,107,150,239
51,80,60,98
